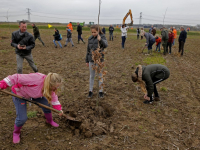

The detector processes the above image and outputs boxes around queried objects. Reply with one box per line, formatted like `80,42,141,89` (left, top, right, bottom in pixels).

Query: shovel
0,90,81,123
141,45,146,53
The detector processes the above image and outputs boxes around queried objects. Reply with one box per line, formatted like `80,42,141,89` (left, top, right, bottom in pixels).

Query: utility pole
139,12,142,25
27,8,31,22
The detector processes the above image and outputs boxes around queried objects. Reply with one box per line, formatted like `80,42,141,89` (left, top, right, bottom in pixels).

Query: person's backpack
162,30,169,40
59,34,62,40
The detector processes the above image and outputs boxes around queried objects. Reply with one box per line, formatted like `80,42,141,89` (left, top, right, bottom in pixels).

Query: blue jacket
178,30,187,43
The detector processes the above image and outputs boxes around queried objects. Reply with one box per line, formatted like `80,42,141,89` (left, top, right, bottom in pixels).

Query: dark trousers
156,43,161,51
34,36,45,45
78,34,83,42
149,70,170,100
179,41,185,55
148,38,155,50
121,36,126,48
137,34,139,39
166,42,172,53
109,33,113,41
141,36,143,40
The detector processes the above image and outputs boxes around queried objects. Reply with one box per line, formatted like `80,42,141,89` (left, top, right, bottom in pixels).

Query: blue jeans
78,34,83,42
53,40,62,47
156,43,161,51
12,95,51,127
148,38,155,50
121,36,126,48
173,39,175,46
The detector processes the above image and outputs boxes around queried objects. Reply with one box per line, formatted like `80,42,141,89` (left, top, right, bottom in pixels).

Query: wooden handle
0,90,76,121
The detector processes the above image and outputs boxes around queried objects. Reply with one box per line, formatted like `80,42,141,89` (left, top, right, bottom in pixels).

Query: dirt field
0,28,200,150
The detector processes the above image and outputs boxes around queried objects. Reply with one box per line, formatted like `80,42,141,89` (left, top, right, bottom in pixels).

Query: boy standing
64,27,74,47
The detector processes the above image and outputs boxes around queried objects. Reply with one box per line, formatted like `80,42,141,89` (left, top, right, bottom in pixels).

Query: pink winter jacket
0,73,62,110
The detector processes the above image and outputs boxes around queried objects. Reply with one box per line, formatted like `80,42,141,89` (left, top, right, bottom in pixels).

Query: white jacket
140,29,145,36
121,27,129,37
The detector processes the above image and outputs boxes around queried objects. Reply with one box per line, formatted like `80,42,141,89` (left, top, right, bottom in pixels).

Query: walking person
77,22,85,44
155,36,161,52
136,27,140,39
120,24,129,49
0,72,64,143
64,27,74,47
32,23,45,46
85,25,108,98
178,26,187,56
144,31,155,54
132,64,170,104
166,30,174,54
11,21,38,74
53,28,62,48
172,27,177,46
102,27,106,34
160,27,169,55
109,25,114,41
140,27,144,40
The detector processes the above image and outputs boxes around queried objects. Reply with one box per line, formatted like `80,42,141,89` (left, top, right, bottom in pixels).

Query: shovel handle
0,90,76,121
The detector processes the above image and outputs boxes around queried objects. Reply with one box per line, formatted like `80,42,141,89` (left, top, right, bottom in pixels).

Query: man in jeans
11,21,38,74
32,23,45,46
109,25,114,41
178,26,187,56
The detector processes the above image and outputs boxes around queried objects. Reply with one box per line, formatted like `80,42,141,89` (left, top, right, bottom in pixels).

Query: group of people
0,21,171,144
133,25,187,56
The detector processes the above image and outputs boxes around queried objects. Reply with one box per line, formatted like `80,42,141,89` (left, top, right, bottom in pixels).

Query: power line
27,8,31,22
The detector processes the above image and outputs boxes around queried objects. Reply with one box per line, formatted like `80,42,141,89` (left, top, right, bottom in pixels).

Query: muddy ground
0,28,200,150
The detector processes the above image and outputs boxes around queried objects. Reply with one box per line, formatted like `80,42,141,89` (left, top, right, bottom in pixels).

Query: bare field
0,28,200,150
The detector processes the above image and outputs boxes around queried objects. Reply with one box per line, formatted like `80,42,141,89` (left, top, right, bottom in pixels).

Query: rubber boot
13,124,22,144
44,113,59,127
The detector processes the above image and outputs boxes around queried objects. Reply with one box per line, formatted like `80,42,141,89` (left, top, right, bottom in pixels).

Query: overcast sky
0,0,200,26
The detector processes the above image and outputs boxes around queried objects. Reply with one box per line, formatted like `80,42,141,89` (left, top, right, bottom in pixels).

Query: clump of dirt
0,36,9,39
65,99,115,138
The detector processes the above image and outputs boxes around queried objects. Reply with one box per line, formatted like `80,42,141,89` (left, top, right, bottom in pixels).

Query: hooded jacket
53,30,61,41
168,33,174,43
85,34,108,63
11,30,35,56
135,64,170,97
0,73,62,110
156,37,161,46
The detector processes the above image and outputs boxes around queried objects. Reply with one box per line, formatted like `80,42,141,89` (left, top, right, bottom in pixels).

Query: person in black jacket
102,27,106,34
32,23,45,46
136,27,140,40
109,25,114,41
11,21,38,74
178,26,187,56
64,27,74,47
86,25,108,98
77,22,85,44
53,28,62,48
132,64,170,104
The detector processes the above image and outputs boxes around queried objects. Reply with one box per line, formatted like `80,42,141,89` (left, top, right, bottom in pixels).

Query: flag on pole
48,24,52,28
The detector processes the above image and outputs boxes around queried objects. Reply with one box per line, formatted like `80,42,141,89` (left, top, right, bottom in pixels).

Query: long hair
90,25,103,34
42,73,62,103
132,65,147,94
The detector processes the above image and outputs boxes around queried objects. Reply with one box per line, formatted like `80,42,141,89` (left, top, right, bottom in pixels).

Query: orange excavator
122,9,133,26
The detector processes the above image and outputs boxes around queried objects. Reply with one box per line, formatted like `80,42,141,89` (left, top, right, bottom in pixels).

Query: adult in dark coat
102,27,106,34
32,23,45,46
109,25,114,41
178,26,187,56
132,64,170,104
77,22,85,44
11,21,38,74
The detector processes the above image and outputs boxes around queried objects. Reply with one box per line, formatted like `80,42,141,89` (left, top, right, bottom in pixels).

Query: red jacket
168,33,174,43
156,37,161,46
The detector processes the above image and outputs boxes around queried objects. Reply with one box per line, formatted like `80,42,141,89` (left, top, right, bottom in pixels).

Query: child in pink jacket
0,72,63,144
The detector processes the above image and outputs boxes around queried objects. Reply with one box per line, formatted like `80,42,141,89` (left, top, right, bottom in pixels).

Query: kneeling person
132,64,170,104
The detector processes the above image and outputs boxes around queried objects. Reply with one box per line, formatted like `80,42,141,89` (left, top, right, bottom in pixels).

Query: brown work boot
154,97,160,101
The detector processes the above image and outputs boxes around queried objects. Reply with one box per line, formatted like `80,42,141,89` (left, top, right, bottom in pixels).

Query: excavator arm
123,9,133,26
